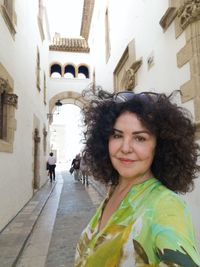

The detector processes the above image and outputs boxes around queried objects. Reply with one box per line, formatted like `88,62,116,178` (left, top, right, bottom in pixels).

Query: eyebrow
113,128,151,135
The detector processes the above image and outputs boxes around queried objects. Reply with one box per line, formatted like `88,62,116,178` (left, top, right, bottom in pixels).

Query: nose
121,138,133,154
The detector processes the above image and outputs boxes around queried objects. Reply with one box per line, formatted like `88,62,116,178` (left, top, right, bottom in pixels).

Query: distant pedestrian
80,154,89,186
71,154,81,181
47,152,56,182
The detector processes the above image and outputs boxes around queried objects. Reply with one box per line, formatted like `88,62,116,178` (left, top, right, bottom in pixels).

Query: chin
118,172,137,179
118,169,150,181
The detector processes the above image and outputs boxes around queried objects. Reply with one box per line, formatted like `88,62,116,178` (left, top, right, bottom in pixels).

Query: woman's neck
117,172,153,193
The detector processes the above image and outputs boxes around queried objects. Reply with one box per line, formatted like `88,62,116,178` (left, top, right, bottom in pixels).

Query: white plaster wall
50,124,67,162
89,0,187,93
48,77,91,100
89,0,200,249
0,0,50,231
49,50,92,66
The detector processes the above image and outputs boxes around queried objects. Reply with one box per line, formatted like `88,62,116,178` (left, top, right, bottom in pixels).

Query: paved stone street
45,171,103,267
13,168,104,267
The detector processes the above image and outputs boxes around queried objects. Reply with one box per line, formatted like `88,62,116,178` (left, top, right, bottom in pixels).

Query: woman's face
108,112,156,183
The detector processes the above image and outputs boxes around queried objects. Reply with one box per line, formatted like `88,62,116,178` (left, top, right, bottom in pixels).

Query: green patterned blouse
75,178,200,267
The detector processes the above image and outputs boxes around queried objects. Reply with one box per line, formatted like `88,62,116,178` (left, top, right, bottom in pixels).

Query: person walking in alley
74,89,200,267
47,152,56,182
80,154,89,186
71,154,81,181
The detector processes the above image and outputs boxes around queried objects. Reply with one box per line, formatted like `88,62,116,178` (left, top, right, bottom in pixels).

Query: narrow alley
0,165,105,267
1,1,200,266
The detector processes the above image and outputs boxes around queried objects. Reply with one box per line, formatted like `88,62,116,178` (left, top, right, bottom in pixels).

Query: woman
71,154,81,181
74,90,200,266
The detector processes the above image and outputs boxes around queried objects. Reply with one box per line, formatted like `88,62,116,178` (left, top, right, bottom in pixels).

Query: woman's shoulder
148,182,193,227
150,181,188,210
131,178,186,208
156,182,186,202
133,178,190,222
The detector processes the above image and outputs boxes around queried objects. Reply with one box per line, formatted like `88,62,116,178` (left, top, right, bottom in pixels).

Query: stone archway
49,91,87,116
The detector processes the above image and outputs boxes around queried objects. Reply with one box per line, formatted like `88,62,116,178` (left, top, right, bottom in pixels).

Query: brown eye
113,133,122,139
135,135,146,142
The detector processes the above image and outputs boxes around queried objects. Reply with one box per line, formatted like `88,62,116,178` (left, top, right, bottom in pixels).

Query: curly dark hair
82,90,200,193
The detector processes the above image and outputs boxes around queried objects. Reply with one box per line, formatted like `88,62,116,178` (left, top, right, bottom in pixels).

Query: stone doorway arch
33,128,40,190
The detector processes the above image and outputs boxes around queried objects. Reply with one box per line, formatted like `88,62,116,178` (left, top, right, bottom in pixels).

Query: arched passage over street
49,91,87,114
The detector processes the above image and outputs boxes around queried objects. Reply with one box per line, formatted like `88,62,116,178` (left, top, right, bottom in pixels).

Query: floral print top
74,178,200,267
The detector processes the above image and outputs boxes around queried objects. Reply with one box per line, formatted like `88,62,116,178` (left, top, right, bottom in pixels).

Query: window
0,64,18,153
0,90,6,139
78,65,89,79
4,0,13,18
64,64,75,78
38,0,45,40
113,40,142,91
43,72,46,104
1,0,16,36
105,8,111,62
50,63,62,78
36,47,41,90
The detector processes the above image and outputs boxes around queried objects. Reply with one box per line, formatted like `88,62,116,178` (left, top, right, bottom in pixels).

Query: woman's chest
78,213,154,267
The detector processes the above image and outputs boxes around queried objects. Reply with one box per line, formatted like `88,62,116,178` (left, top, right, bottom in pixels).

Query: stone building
0,0,200,247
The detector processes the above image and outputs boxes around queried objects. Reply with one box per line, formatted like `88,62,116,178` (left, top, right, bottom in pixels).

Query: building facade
0,0,50,231
88,0,200,247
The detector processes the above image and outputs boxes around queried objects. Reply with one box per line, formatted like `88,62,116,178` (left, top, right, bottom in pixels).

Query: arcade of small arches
50,62,90,79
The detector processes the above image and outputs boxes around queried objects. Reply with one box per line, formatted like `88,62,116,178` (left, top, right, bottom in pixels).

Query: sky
46,0,84,38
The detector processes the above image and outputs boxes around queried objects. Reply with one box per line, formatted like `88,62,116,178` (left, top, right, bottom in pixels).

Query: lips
119,158,136,163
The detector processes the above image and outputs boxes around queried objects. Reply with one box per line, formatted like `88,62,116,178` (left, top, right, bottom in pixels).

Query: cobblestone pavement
16,172,64,267
45,171,103,267
0,168,105,267
0,179,56,267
